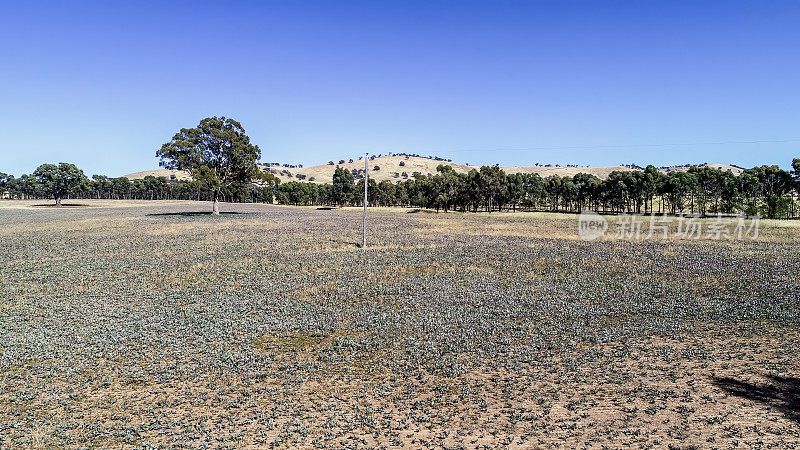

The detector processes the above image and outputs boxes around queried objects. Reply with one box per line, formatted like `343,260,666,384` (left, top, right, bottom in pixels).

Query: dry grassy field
1,200,799,448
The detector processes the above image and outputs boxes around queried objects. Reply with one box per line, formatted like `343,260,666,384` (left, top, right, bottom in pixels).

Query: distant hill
658,163,744,176
256,155,638,184
124,169,191,181
124,156,742,184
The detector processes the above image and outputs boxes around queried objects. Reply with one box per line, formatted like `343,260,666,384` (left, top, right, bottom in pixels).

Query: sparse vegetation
0,201,798,447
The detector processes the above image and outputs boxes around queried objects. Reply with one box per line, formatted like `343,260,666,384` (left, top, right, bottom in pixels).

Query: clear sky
1,1,798,177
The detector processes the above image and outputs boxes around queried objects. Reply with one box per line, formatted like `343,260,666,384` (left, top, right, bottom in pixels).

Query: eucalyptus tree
684,171,699,214
111,177,132,199
506,173,526,211
331,167,355,206
316,183,333,205
602,171,648,213
465,169,481,212
523,173,546,209
409,175,433,209
746,165,792,198
690,166,720,216
545,175,563,211
0,172,11,198
744,165,793,218
276,181,317,205
478,165,507,212
19,174,43,199
642,165,661,213
32,162,88,206
431,164,461,212
738,172,762,216
560,177,578,211
602,175,627,213
156,116,262,214
375,180,397,207
91,175,113,199
572,172,601,212
355,177,377,207
394,182,409,207
717,170,741,214
622,171,646,213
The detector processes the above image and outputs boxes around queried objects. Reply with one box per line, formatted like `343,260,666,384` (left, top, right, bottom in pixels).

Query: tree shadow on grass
406,208,438,214
146,211,249,217
713,374,800,424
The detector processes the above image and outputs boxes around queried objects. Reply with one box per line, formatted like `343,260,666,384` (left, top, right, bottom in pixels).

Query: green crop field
1,200,799,448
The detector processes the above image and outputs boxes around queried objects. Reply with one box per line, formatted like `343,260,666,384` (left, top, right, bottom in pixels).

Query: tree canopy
331,167,355,206
32,163,88,206
156,116,261,214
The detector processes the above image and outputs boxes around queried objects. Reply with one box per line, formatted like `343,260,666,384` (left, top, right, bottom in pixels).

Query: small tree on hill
156,117,261,214
32,163,88,206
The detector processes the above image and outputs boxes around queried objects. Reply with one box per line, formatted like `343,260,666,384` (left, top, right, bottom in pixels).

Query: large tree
32,163,88,206
156,117,261,214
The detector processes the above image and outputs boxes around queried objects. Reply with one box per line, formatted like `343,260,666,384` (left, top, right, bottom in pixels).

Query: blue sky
1,1,798,177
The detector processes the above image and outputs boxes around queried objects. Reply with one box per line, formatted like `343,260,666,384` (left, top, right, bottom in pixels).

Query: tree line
272,161,800,219
2,117,798,218
0,166,273,205
3,160,799,218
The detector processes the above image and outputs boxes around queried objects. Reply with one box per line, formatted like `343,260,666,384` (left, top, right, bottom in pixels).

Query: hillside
124,156,742,184
659,163,744,176
124,169,192,181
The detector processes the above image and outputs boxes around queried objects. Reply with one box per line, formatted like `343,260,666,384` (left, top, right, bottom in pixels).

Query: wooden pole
363,153,368,248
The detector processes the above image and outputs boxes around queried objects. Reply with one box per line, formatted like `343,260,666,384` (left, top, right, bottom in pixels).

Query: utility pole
363,153,368,248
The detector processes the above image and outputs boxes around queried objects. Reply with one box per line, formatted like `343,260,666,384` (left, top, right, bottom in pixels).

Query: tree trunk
55,196,62,207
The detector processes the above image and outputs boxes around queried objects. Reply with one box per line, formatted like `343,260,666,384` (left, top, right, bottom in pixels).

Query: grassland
1,200,798,448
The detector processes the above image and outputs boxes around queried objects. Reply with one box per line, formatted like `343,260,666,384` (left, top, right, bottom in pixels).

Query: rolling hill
124,155,742,184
